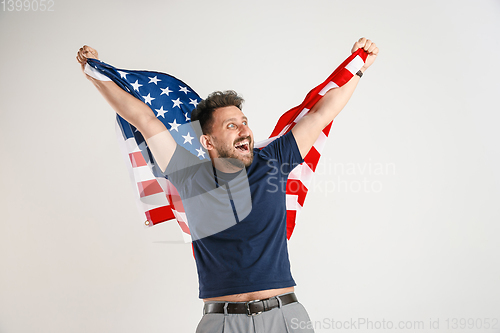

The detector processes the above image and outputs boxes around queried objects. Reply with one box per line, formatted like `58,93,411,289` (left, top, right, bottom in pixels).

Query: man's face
208,106,254,168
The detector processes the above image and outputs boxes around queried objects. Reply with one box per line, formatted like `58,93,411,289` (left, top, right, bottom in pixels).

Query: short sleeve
163,144,208,185
260,131,304,175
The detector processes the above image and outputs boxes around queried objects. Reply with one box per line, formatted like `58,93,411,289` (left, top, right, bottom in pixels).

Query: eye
242,121,247,125
227,123,235,129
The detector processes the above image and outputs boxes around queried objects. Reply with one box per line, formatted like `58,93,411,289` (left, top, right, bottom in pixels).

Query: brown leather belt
203,292,298,316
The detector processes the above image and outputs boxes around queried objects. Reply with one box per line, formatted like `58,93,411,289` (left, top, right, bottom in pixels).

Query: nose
238,123,251,139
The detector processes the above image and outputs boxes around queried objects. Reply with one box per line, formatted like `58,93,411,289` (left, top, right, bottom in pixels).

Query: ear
200,134,214,151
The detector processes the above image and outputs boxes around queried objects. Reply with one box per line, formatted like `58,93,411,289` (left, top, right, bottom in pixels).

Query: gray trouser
195,293,314,333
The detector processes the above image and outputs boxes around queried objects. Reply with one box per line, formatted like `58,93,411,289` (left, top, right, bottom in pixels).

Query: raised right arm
76,45,176,172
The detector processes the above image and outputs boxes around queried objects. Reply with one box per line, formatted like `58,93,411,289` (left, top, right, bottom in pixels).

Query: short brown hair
191,90,244,134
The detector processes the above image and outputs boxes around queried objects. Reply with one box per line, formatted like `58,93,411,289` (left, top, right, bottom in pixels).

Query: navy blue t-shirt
164,131,304,298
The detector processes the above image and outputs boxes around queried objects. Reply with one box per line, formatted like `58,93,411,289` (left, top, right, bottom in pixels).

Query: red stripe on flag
137,179,164,197
177,220,191,235
146,205,176,224
286,179,304,195
322,121,333,136
285,210,296,240
129,151,147,167
163,179,186,213
167,193,185,213
286,179,308,206
164,180,181,196
304,146,321,172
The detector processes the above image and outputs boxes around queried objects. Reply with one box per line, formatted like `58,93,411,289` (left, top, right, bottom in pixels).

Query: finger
363,39,373,51
82,46,98,59
366,44,379,56
78,53,88,64
351,42,359,53
83,45,96,55
352,40,362,53
367,43,378,54
353,37,367,53
76,56,86,69
365,41,375,52
76,52,85,63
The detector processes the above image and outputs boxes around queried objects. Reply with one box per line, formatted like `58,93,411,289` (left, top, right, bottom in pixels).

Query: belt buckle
245,299,263,316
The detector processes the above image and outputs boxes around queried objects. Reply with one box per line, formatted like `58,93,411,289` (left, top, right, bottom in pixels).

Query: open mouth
234,140,250,153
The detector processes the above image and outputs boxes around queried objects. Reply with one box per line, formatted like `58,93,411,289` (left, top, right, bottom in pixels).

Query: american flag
85,48,367,243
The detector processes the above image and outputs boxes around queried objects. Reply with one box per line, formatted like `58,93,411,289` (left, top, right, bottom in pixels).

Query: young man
76,37,378,332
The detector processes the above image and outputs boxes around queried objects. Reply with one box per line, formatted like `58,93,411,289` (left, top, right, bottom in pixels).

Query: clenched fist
76,45,99,77
351,37,379,72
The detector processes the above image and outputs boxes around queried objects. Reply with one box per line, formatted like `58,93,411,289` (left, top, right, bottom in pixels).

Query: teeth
235,141,248,148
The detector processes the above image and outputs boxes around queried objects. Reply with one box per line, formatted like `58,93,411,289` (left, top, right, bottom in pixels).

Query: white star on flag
117,70,128,79
155,106,168,118
168,119,180,132
189,98,199,107
172,98,183,108
182,132,194,144
131,80,143,91
179,86,190,94
196,147,206,158
143,93,155,105
148,76,161,84
184,113,190,121
160,86,172,96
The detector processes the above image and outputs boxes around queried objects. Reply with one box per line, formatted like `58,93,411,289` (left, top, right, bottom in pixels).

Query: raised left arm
292,37,379,158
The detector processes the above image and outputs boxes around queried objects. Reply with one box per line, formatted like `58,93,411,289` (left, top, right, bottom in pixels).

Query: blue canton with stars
87,59,208,175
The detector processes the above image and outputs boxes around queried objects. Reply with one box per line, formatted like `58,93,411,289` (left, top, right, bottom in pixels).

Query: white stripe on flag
278,124,292,137
313,129,328,153
319,81,340,96
139,192,169,210
299,162,314,189
345,55,364,75
296,202,303,213
84,63,112,81
293,108,310,123
125,137,141,153
173,209,188,223
254,136,279,149
133,165,157,183
288,160,314,189
286,194,299,210
180,231,192,243
173,209,192,243
155,177,172,195
288,163,302,181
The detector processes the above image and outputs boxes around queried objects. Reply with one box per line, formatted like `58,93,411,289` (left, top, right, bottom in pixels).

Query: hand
76,45,99,76
351,37,379,72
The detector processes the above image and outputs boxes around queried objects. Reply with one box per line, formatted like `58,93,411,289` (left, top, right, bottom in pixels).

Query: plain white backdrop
1,1,499,332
